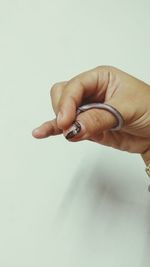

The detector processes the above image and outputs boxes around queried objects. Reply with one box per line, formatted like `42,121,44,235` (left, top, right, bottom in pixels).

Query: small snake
76,102,124,131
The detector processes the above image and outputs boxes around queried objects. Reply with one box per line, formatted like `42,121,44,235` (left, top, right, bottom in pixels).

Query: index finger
57,66,109,129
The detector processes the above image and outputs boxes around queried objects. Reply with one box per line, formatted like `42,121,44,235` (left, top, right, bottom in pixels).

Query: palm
91,129,150,154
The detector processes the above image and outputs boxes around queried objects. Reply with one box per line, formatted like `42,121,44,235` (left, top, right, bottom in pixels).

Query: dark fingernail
65,121,81,140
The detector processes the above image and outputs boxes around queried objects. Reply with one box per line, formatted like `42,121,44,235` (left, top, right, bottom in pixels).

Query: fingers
32,101,118,141
32,103,117,140
33,66,122,140
33,66,129,141
32,118,62,139
63,102,120,141
51,66,110,130
32,81,67,139
50,81,67,115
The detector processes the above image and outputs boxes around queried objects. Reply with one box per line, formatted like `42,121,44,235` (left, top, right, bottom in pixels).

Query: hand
32,66,150,165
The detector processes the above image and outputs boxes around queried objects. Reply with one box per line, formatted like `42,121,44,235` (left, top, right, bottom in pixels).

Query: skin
32,66,150,166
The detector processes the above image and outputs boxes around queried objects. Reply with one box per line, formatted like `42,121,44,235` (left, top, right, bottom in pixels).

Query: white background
0,0,150,266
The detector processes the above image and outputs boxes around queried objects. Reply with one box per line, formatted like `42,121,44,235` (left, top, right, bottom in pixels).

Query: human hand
32,66,150,165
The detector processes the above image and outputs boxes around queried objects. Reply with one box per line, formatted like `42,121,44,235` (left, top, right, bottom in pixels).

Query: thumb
63,102,123,141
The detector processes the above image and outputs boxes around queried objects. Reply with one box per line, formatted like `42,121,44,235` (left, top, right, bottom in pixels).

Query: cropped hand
32,66,150,164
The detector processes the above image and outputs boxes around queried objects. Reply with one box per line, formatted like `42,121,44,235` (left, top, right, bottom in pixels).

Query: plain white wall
0,1,150,266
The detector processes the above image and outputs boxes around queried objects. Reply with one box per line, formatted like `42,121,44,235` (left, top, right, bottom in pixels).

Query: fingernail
65,121,81,140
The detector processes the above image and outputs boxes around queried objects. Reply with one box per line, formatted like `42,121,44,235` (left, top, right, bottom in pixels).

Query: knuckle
90,109,104,125
120,143,130,152
50,82,60,96
83,110,100,133
50,81,67,97
95,65,115,72
84,109,107,134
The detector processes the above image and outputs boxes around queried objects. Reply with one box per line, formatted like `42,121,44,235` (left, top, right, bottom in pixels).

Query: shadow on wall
54,153,148,224
51,153,150,267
